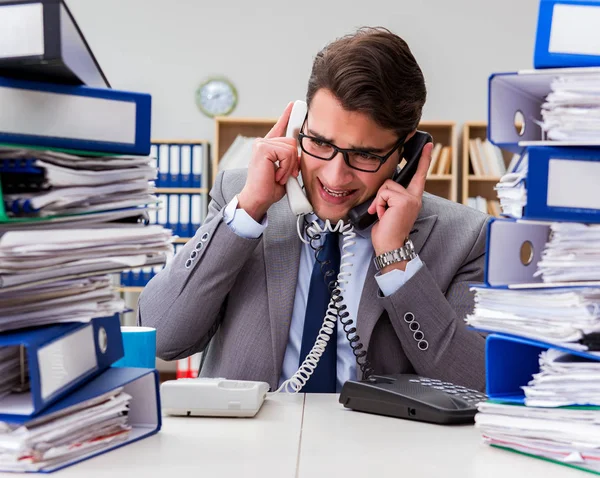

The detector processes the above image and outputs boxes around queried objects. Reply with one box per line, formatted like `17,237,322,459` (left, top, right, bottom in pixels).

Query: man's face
300,88,403,223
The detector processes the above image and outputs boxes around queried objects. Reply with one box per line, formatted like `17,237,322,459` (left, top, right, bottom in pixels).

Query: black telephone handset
347,131,433,231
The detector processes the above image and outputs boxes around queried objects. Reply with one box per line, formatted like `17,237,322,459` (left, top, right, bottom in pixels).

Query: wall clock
196,77,238,118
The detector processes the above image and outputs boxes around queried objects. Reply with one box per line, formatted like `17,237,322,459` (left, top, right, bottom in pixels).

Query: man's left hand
369,142,434,269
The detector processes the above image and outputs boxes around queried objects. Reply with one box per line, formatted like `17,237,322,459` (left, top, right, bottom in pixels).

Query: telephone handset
347,130,433,230
283,100,433,230
285,100,313,216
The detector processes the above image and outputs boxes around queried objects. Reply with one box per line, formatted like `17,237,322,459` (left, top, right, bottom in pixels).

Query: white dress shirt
223,196,422,392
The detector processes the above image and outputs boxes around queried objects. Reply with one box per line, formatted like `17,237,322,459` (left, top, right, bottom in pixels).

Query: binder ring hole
520,240,534,266
98,327,108,354
514,110,525,136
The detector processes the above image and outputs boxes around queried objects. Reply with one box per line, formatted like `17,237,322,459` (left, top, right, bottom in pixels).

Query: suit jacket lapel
263,200,302,383
355,212,438,378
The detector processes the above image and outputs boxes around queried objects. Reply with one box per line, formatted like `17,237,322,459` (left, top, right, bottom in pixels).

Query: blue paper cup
113,326,156,368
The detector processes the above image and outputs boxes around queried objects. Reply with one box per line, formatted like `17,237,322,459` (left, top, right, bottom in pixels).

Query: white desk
0,394,584,477
299,394,583,478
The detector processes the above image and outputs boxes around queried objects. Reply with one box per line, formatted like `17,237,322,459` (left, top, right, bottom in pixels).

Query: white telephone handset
285,100,313,216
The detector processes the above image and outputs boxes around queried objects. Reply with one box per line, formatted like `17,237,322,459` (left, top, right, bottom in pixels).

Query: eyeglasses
297,115,406,173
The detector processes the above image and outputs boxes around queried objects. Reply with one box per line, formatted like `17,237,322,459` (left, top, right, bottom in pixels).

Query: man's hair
306,27,426,140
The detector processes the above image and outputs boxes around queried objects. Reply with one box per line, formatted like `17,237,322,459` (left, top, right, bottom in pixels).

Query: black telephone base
339,374,487,425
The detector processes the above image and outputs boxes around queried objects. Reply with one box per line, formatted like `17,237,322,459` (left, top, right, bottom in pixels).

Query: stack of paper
535,223,600,282
476,401,600,474
523,349,600,407
0,277,124,332
0,226,172,292
494,152,528,218
541,74,600,142
0,388,131,472
466,286,600,349
0,146,158,217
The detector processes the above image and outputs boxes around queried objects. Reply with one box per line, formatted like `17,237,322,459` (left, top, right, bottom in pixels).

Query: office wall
67,0,539,142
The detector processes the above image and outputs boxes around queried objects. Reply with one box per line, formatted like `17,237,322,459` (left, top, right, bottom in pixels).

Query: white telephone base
160,377,270,418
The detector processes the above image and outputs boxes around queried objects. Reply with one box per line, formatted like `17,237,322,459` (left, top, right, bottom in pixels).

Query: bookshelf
214,117,458,202
118,139,211,293
214,116,278,184
461,122,513,216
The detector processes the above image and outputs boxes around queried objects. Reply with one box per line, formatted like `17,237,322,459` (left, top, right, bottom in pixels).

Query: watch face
196,78,237,118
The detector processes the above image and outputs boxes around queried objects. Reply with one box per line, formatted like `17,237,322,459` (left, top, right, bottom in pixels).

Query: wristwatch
373,238,417,271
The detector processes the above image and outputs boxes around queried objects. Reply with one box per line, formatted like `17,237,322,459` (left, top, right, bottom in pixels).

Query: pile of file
0,0,164,472
541,73,600,143
468,0,600,473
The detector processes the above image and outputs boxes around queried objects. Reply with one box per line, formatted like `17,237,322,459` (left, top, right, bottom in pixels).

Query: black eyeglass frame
297,114,406,173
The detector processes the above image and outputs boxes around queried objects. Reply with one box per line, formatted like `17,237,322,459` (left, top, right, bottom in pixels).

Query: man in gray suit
139,27,489,393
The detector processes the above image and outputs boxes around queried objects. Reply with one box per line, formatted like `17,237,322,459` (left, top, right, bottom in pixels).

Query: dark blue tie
299,232,340,393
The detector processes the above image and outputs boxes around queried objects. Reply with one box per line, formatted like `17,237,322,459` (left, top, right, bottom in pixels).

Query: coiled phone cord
273,216,373,394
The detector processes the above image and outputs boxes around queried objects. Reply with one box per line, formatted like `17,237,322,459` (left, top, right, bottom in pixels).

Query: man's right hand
237,102,300,222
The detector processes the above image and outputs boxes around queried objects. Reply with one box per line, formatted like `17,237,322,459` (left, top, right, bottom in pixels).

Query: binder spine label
547,158,600,210
37,325,97,400
549,4,600,56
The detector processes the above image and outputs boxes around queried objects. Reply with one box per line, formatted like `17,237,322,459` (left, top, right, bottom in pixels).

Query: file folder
523,146,600,223
0,76,151,155
0,0,109,88
484,218,550,287
0,367,161,473
534,0,600,69
0,314,123,419
485,333,600,403
488,67,600,152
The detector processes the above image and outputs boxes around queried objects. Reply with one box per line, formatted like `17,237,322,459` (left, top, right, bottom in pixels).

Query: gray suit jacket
138,169,490,391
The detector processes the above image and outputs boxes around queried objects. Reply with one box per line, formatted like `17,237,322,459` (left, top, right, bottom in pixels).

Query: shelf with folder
215,117,458,202
467,175,502,181
462,121,514,217
117,287,145,293
155,188,208,194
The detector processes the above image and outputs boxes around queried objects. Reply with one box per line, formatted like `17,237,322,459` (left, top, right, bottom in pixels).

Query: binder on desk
0,0,109,88
484,218,550,287
0,367,161,473
525,147,600,223
0,314,123,419
485,333,600,403
534,0,600,69
488,67,600,153
0,77,151,155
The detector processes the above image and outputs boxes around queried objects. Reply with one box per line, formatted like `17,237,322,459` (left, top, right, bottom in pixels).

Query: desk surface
0,393,584,477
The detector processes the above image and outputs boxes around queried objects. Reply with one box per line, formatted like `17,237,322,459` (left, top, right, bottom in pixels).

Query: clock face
196,78,237,117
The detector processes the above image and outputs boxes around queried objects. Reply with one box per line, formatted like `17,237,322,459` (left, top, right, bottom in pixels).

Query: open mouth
317,178,358,203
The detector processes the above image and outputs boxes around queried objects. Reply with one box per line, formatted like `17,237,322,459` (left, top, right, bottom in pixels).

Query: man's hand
369,142,434,272
237,102,300,222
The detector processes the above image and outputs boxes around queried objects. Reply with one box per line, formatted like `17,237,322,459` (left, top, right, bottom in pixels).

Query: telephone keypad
413,376,488,406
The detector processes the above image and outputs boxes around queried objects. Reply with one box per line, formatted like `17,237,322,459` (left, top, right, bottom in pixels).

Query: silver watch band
373,238,417,271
